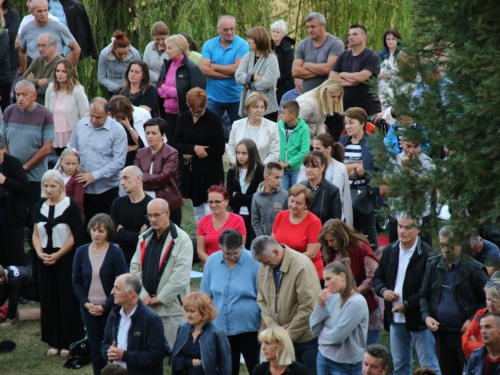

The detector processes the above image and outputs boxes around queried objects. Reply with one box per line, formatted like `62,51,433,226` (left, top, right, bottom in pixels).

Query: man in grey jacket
251,162,288,236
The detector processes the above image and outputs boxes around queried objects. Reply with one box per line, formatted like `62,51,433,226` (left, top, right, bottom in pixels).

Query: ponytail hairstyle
112,30,131,50
323,258,358,307
314,133,345,163
233,138,263,184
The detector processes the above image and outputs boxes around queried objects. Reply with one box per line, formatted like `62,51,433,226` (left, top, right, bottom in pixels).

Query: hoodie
251,181,288,237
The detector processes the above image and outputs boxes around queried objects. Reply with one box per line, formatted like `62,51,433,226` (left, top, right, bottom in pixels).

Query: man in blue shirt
200,15,249,127
71,97,127,227
470,234,500,276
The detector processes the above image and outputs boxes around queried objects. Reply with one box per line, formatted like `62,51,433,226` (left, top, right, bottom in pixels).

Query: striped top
344,143,366,187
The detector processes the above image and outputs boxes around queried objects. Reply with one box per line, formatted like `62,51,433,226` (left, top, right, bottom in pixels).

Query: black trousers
84,187,119,241
434,330,465,375
0,225,27,267
227,331,260,375
241,214,256,249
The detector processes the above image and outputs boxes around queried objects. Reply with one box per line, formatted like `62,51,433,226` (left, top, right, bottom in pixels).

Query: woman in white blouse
45,59,89,154
32,170,85,358
227,92,279,165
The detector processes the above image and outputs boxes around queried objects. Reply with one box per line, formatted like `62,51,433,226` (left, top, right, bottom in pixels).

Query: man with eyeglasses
420,225,489,375
373,214,441,375
200,15,249,129
19,0,80,72
20,32,63,104
130,198,193,350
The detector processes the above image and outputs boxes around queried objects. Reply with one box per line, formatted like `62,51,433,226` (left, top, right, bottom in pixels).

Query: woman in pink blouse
196,185,246,263
318,218,384,346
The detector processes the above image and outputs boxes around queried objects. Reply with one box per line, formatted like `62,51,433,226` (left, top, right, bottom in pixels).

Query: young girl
59,149,84,219
226,139,265,248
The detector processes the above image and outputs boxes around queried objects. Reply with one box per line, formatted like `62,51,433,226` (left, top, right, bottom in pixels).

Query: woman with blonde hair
45,59,89,154
171,292,231,375
235,26,280,122
253,327,310,375
296,79,344,139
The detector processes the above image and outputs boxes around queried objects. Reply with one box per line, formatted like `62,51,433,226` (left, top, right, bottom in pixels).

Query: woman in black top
1,1,18,89
118,60,157,117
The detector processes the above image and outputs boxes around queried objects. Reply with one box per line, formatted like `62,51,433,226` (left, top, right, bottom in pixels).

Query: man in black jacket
0,264,37,326
101,273,164,375
420,226,489,375
373,215,441,375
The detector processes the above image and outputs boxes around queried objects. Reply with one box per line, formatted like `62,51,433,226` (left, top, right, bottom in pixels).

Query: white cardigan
45,84,89,133
132,106,151,146
226,117,280,165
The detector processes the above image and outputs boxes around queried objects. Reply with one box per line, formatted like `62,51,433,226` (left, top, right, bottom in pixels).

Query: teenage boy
277,100,310,190
251,162,288,237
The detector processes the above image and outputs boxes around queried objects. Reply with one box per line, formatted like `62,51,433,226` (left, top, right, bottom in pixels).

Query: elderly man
362,344,390,375
2,80,53,222
130,198,193,349
373,215,441,375
420,226,489,375
71,97,127,226
251,235,320,375
19,0,80,72
101,273,164,375
21,33,63,104
200,15,249,126
292,12,343,93
466,313,500,375
110,166,152,266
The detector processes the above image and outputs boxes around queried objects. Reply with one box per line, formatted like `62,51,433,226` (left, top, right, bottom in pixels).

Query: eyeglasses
222,247,242,258
207,200,224,205
146,211,168,219
221,27,235,33
36,44,54,49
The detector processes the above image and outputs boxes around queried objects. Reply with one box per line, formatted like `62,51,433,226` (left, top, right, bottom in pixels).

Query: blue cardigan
72,242,128,312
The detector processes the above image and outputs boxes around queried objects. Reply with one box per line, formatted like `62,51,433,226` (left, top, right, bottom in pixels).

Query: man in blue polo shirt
200,15,249,127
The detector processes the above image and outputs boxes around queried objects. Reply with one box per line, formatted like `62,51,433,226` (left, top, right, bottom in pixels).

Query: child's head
235,139,260,167
264,162,284,190
59,149,80,176
281,100,299,124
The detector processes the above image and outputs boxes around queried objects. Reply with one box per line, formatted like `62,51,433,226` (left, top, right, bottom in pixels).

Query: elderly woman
0,134,29,268
98,30,141,96
72,214,127,375
118,60,157,116
143,21,170,86
253,327,310,375
32,170,84,358
339,107,378,250
318,219,383,346
197,185,246,263
298,151,342,225
270,19,295,104
227,92,279,165
171,292,231,375
108,95,150,166
235,26,280,122
157,34,206,143
272,183,323,281
296,79,344,139
134,118,183,226
201,229,261,375
173,88,225,224
298,133,352,226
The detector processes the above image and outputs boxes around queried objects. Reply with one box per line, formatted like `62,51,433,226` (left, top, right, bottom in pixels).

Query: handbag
63,337,91,369
350,169,376,216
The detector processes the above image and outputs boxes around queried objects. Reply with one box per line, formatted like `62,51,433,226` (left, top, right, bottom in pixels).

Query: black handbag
63,337,91,369
350,169,376,216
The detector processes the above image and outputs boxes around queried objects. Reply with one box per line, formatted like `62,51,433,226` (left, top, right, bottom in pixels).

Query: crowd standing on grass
0,3,497,375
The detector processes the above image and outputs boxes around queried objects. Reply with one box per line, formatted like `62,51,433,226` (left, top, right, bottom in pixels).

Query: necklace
91,243,107,257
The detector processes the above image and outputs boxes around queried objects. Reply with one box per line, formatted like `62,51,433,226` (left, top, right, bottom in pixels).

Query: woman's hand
127,144,139,153
192,359,202,367
42,253,57,265
194,145,208,158
318,288,332,308
115,116,131,130
90,305,105,316
183,154,193,160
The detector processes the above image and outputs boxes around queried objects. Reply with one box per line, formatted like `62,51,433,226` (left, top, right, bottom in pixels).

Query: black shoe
19,298,29,305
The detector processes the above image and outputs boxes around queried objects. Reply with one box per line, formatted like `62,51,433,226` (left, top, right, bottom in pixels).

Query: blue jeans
366,330,379,346
80,306,109,375
390,323,441,375
207,99,240,126
282,169,300,191
294,338,318,375
317,352,362,375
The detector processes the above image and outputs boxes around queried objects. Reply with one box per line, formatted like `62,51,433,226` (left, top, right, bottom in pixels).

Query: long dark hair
324,259,358,307
233,139,263,184
1,0,12,11
119,60,150,93
319,219,369,263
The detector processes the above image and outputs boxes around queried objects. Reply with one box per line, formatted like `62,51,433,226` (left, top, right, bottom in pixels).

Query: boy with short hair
251,162,288,237
277,100,310,190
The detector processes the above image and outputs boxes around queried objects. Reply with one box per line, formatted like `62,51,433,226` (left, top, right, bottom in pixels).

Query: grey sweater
310,293,368,364
251,182,288,237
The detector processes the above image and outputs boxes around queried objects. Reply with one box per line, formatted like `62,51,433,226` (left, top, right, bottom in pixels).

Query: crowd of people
0,1,498,375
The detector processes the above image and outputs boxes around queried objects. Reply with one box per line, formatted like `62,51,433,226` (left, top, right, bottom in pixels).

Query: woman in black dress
173,88,225,224
32,170,84,358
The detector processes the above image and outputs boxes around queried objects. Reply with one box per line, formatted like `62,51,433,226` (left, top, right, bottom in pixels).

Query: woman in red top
196,185,246,263
272,183,323,280
318,218,383,345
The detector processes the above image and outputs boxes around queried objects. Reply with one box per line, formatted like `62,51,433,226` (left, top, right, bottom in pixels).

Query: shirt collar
84,115,113,131
399,237,418,255
120,304,138,319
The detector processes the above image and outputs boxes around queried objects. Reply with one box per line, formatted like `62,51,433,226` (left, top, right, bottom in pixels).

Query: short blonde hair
41,170,66,200
288,183,313,207
166,34,189,54
258,327,295,365
182,292,217,323
307,79,344,116
245,92,268,113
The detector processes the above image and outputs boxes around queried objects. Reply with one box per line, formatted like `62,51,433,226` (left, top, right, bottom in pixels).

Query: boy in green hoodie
278,100,311,190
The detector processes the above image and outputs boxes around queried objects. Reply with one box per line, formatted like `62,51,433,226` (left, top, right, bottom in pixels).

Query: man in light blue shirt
71,97,127,226
200,15,249,128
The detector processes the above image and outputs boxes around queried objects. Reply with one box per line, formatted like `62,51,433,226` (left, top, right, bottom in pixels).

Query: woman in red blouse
272,183,323,280
196,185,246,263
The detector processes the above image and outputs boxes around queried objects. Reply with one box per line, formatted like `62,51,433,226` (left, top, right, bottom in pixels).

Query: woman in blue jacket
171,292,231,375
72,214,127,375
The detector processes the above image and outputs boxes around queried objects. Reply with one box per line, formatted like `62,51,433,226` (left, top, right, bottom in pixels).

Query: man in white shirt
101,273,165,375
372,215,441,375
